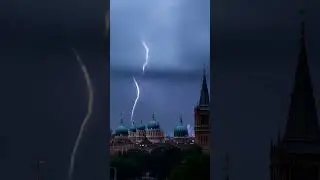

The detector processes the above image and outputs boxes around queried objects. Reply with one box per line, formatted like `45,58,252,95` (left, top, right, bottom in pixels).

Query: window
201,116,208,125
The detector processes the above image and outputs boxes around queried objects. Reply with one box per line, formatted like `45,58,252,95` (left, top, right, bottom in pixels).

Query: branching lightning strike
68,48,94,180
130,41,150,125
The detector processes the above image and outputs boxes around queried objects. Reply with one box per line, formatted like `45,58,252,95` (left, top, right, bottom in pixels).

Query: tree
149,144,183,179
110,156,141,180
169,153,210,180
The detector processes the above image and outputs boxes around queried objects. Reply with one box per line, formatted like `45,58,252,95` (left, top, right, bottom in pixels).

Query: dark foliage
169,153,210,180
110,144,209,180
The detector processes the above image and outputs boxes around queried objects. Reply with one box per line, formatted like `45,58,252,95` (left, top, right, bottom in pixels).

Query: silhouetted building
194,68,210,152
270,12,320,180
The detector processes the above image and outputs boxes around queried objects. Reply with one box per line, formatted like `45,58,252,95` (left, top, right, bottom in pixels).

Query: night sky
1,0,320,180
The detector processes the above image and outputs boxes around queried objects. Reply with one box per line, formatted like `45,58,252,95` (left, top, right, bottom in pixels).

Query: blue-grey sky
110,0,210,135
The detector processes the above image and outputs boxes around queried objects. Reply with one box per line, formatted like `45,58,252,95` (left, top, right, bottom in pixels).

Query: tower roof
283,11,320,142
115,112,129,135
136,119,145,130
199,67,210,106
174,114,188,137
147,112,160,129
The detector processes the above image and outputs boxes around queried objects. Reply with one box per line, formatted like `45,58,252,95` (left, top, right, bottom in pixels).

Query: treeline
110,144,209,180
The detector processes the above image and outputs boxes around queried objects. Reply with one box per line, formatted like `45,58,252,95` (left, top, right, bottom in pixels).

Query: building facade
194,69,210,152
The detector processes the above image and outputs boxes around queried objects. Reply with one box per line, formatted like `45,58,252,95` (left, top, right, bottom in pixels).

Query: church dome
147,113,160,130
136,123,146,130
115,113,128,136
147,121,160,129
174,115,188,137
115,125,128,135
129,124,137,132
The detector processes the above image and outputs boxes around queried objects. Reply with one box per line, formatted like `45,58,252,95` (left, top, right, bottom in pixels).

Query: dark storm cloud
110,0,209,71
110,0,210,134
111,68,206,81
110,0,210,135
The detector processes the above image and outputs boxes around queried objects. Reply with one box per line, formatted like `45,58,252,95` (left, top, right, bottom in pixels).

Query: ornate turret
146,112,164,143
129,122,137,132
174,115,188,137
115,112,128,136
283,9,320,142
136,119,146,131
147,112,160,130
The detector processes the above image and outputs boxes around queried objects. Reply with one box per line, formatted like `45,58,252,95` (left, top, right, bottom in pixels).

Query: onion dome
174,115,188,137
129,122,137,132
115,113,128,136
147,112,160,129
136,119,146,130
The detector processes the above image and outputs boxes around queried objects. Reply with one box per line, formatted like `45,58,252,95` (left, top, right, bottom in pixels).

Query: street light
110,167,117,180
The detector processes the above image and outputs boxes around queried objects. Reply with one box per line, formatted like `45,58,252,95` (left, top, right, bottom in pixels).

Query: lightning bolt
142,41,149,73
130,40,149,125
130,77,140,124
68,48,94,180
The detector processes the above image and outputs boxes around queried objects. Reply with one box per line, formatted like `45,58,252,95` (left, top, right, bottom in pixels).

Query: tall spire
179,114,183,125
120,112,124,124
283,10,320,141
199,65,210,106
152,112,156,121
